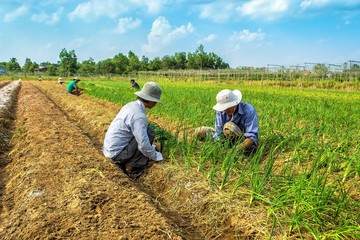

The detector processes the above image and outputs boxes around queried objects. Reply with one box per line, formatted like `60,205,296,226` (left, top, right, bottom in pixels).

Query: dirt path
0,82,184,239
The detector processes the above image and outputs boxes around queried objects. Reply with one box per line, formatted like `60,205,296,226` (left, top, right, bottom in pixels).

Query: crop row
80,79,359,239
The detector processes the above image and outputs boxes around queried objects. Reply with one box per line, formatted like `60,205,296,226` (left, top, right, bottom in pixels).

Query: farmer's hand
237,138,254,152
154,151,163,161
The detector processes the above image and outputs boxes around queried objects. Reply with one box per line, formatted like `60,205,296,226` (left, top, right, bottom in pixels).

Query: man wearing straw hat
195,89,259,154
103,82,164,179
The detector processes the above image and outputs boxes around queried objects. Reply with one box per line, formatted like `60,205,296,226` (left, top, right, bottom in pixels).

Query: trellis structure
135,61,360,90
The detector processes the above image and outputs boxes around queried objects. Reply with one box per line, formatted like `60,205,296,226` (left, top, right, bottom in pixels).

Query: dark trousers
112,126,155,169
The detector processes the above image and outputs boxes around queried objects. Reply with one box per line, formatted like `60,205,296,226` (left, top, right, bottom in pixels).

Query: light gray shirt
103,100,157,160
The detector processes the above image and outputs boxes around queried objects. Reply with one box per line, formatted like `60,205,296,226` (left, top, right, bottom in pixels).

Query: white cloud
199,2,236,22
203,34,217,43
69,0,128,21
300,0,329,9
129,0,167,14
69,0,167,21
199,34,217,44
142,16,195,54
4,5,28,22
113,17,142,34
31,7,63,24
237,0,290,20
195,0,360,22
300,0,360,10
230,29,265,43
300,0,313,9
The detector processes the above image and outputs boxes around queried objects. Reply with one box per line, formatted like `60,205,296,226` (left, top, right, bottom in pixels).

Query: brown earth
0,82,185,239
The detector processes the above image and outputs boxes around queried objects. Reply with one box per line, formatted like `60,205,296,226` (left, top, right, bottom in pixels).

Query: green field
77,79,360,239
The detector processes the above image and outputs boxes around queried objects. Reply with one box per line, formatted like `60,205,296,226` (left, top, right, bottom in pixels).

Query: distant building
0,68,6,74
35,66,48,72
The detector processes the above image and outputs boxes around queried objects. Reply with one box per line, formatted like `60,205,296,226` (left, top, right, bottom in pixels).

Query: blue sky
1,0,360,68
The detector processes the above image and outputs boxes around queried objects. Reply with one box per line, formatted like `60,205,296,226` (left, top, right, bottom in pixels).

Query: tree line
0,45,230,76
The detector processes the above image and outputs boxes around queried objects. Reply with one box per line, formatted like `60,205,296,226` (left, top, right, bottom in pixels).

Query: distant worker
67,77,84,96
38,75,42,81
103,82,164,179
129,79,140,90
195,89,259,155
58,77,63,84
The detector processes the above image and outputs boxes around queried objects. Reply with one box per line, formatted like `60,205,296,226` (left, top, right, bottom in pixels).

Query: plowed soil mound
0,82,183,239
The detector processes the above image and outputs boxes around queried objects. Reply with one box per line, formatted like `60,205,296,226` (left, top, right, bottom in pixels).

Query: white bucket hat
212,89,242,111
135,82,162,103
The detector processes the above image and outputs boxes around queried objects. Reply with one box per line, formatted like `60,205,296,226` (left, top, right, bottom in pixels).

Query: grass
78,79,360,238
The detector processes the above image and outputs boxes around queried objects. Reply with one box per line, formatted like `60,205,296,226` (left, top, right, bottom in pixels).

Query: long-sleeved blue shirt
213,102,259,145
103,100,157,160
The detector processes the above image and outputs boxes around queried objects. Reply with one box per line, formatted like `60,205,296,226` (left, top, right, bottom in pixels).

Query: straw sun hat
135,82,162,103
212,89,242,111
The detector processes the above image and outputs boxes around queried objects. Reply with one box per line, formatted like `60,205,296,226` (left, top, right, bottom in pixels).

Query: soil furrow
0,82,183,239
33,81,206,239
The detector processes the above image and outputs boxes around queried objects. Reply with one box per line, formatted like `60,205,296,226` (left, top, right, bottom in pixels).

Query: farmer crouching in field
67,77,84,96
195,89,259,155
128,79,140,90
103,82,164,179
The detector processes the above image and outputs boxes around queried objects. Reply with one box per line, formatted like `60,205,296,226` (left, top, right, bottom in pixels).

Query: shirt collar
136,99,146,111
236,103,244,115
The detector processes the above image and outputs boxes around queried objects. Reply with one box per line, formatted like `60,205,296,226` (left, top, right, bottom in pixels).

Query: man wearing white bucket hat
103,82,164,178
195,89,259,154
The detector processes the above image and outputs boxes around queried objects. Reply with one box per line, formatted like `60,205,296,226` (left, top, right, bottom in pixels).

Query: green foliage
112,53,129,74
127,51,142,72
23,58,33,73
148,57,161,71
46,64,58,76
78,58,96,75
96,58,115,74
4,44,230,76
59,48,78,75
313,63,328,75
6,58,21,72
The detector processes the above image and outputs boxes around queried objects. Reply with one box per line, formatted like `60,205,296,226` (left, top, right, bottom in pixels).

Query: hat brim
212,101,238,111
135,92,162,103
212,90,242,111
